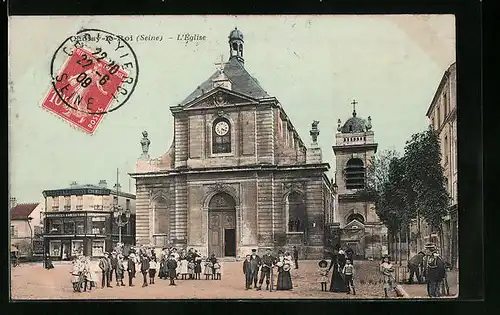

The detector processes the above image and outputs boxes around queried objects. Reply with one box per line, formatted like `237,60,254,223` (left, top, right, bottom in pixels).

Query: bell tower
228,27,244,64
332,100,387,259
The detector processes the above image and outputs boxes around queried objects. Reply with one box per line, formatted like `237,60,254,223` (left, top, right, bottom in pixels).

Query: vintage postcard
8,15,457,300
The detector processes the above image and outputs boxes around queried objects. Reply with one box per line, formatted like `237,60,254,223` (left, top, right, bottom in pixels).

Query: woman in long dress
276,251,293,290
328,247,348,292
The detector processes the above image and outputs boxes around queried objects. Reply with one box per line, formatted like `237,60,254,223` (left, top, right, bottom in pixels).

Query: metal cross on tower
351,99,358,116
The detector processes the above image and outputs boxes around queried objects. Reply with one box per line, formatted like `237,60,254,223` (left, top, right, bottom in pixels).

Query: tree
404,126,450,230
362,149,403,231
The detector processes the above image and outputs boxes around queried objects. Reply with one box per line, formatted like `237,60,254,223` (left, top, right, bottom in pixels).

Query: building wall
45,192,135,214
419,62,458,267
135,169,332,259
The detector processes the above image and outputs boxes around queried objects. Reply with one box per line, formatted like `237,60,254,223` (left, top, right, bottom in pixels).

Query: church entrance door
208,192,236,258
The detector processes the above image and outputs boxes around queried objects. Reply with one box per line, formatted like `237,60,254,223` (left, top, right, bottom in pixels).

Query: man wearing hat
98,252,112,288
408,251,425,284
109,251,118,283
127,253,137,286
256,248,276,291
424,248,446,297
250,249,262,288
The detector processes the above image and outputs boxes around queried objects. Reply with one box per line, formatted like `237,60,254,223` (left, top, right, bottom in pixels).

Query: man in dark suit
256,248,275,291
140,255,150,287
98,252,112,288
127,253,136,287
109,251,118,283
249,249,261,288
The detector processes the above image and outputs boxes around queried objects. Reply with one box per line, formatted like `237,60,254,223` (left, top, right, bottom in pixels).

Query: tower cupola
228,27,244,64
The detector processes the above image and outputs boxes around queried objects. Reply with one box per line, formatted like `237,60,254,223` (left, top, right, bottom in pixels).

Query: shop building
42,180,136,260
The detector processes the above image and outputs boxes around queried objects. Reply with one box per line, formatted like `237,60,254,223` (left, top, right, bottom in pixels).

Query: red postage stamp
42,46,129,134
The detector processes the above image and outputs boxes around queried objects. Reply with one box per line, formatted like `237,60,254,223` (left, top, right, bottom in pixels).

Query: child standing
179,255,189,280
342,259,356,295
166,254,178,286
149,257,157,284
116,254,125,286
204,257,213,280
214,260,222,280
243,254,253,290
318,259,329,292
380,255,397,298
194,254,202,280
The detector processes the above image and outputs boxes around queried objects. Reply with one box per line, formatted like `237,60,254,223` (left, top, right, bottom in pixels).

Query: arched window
345,158,365,190
212,118,231,154
287,192,306,232
346,213,365,224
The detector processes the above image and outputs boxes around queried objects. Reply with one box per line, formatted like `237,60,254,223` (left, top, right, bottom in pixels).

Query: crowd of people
68,242,449,298
70,245,226,293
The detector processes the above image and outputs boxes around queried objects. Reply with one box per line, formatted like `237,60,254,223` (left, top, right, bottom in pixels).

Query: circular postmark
50,28,139,115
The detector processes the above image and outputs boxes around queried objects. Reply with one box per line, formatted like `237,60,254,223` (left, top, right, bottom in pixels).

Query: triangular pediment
182,87,259,110
345,219,365,230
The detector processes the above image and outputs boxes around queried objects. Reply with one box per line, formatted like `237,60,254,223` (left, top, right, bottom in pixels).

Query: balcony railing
52,206,60,211
76,205,83,210
64,205,71,210
93,205,104,210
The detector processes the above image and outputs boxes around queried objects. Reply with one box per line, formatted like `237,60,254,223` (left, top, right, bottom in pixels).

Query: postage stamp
42,29,139,134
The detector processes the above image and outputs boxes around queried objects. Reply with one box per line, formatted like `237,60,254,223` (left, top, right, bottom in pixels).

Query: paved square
10,260,457,300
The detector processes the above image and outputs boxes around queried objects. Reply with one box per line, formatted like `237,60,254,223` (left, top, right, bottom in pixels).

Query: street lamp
114,204,131,245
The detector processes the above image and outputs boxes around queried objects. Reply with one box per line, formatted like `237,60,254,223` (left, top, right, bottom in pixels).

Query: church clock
215,121,229,136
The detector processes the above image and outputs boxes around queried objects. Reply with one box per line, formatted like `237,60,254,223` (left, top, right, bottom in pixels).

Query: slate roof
10,203,39,220
179,57,269,106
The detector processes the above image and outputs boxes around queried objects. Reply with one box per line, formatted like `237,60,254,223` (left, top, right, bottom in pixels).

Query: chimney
98,180,108,188
10,197,17,209
70,181,78,187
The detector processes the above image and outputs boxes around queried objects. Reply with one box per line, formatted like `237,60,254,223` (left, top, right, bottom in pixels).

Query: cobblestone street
10,260,458,300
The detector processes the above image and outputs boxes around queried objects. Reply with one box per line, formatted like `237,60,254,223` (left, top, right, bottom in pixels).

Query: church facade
130,28,336,259
332,106,388,259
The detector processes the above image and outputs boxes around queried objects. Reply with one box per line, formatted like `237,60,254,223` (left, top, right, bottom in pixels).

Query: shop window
49,240,61,257
75,219,85,234
71,240,84,256
49,219,63,234
63,220,76,234
10,225,16,237
91,216,107,234
92,240,105,257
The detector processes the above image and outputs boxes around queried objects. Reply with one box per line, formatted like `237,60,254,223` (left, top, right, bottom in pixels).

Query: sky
8,15,456,203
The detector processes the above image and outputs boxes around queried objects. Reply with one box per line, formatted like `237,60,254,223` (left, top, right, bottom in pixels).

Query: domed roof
229,27,244,41
340,111,368,133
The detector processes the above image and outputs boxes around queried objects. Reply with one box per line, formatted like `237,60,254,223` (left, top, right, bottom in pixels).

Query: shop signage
91,216,106,221
46,212,86,217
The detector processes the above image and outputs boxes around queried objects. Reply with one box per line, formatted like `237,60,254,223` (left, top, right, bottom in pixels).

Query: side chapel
130,28,336,259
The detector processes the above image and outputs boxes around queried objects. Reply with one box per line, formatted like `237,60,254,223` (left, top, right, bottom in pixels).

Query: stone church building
332,105,388,259
130,28,336,259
